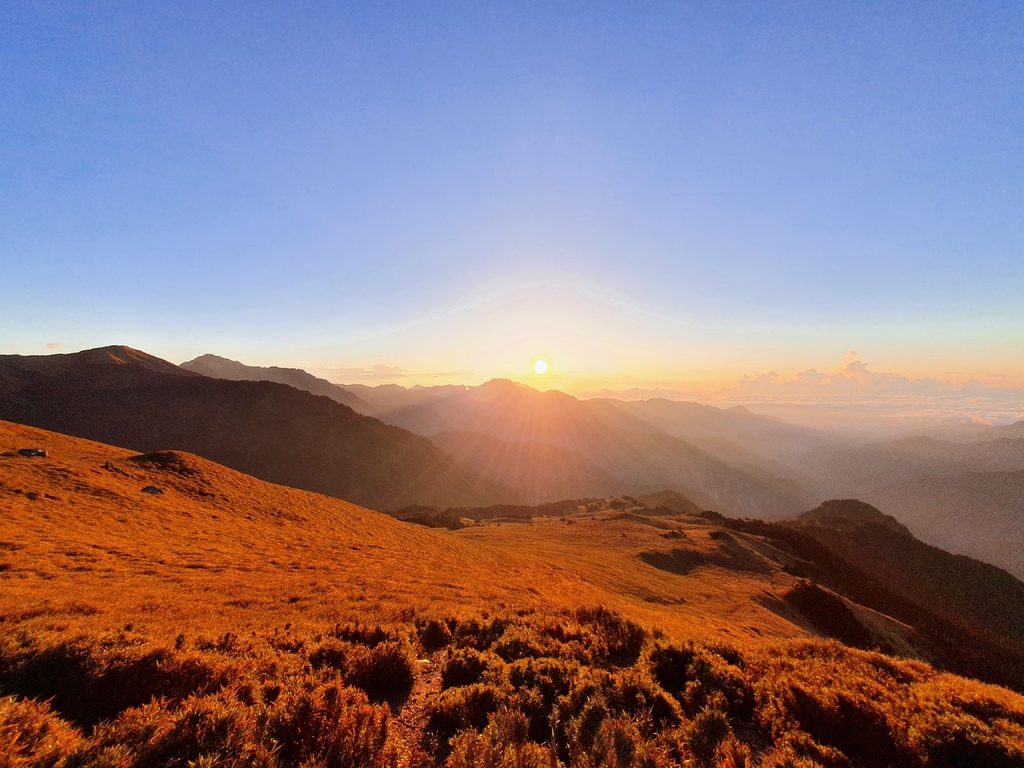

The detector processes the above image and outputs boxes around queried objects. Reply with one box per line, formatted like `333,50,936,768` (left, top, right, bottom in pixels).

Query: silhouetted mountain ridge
180,353,367,411
0,346,518,510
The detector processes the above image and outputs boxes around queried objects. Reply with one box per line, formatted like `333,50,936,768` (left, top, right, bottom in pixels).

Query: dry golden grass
0,419,853,647
4,419,1024,767
0,420,609,640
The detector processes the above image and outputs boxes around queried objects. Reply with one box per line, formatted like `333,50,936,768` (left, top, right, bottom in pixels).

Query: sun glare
533,359,549,375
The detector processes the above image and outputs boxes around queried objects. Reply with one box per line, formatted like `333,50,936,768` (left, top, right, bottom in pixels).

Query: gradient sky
2,2,1023,402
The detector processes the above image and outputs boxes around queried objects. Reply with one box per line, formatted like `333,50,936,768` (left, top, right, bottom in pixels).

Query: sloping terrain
0,420,815,645
0,346,518,510
430,431,619,505
788,499,1024,642
367,378,817,517
796,436,1024,578
3,421,1024,767
181,352,369,412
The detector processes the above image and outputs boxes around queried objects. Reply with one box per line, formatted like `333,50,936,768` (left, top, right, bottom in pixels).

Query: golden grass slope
0,420,600,638
3,420,1024,767
0,419,832,645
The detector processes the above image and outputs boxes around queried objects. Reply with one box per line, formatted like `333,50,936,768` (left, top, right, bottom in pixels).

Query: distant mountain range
173,353,821,517
181,353,368,412
5,347,1022,580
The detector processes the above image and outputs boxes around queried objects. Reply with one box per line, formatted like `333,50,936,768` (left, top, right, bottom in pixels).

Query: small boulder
17,448,48,458
141,486,164,495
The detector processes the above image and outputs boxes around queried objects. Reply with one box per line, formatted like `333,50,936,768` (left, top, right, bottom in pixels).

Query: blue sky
2,2,1022,397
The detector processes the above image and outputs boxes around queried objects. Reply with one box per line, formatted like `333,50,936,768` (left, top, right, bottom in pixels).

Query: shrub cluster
3,609,1024,767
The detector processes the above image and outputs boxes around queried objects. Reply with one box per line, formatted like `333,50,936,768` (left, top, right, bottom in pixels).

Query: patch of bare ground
391,650,444,765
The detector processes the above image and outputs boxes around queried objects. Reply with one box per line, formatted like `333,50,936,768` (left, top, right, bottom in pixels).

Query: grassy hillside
0,346,518,510
3,420,1024,767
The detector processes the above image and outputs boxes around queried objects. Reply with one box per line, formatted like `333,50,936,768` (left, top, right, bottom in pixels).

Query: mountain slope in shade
866,469,1024,580
788,499,1024,642
180,353,368,412
371,378,817,517
430,431,619,505
0,347,518,510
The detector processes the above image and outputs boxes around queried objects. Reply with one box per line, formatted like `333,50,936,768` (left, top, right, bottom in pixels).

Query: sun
533,359,549,375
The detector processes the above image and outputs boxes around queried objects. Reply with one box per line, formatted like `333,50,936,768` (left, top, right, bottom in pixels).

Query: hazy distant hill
0,346,518,510
799,435,1024,497
790,435,1024,577
910,420,1024,443
788,499,1024,642
367,378,817,517
606,397,840,471
180,353,368,412
866,469,1024,580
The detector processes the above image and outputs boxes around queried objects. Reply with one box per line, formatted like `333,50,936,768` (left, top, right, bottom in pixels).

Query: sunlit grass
3,419,1024,766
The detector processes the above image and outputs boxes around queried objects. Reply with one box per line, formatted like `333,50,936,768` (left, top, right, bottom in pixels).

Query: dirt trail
391,650,444,762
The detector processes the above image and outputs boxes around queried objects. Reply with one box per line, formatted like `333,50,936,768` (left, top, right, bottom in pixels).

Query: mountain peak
1,345,192,378
797,499,912,537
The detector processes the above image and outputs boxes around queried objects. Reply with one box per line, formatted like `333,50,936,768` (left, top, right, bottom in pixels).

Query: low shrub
262,679,398,768
418,617,454,651
344,641,417,703
492,625,549,662
423,683,507,760
0,637,230,728
647,641,751,719
574,606,647,665
440,647,501,689
607,667,680,729
329,622,394,648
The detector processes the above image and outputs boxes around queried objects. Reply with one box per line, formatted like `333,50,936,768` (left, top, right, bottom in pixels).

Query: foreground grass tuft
2,609,1024,767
